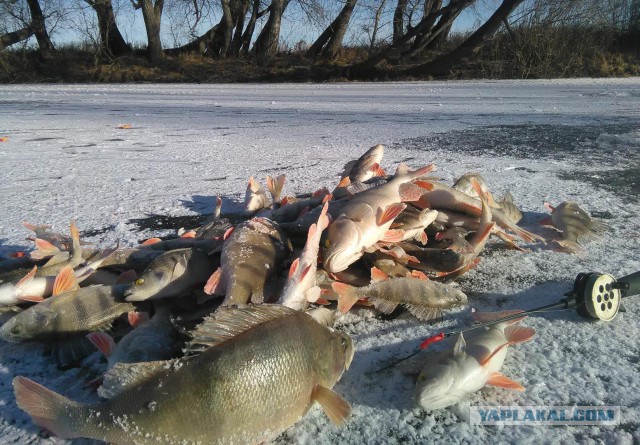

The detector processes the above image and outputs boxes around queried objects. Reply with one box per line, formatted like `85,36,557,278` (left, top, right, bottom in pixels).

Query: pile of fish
0,144,610,443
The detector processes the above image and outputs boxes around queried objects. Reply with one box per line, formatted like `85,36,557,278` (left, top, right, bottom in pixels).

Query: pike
14,305,354,445
332,267,467,321
323,164,435,273
542,201,610,253
280,203,330,311
124,248,216,301
205,217,291,305
414,310,535,410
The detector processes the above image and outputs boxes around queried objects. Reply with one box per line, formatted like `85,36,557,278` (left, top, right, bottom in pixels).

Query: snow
1,78,639,444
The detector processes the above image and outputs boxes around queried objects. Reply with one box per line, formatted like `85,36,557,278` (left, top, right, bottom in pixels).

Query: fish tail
13,376,82,439
555,239,583,253
332,282,360,314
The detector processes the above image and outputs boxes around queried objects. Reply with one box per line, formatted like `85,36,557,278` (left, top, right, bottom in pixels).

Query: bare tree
306,0,358,60
252,0,289,60
131,0,165,63
84,0,130,57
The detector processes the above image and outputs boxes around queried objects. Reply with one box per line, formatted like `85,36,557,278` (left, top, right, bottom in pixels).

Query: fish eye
324,239,331,248
135,278,145,285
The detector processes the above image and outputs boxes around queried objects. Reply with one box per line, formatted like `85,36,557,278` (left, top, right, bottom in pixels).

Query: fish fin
128,311,150,327
412,180,434,191
31,239,61,259
504,325,536,344
69,221,81,255
315,297,331,306
22,221,51,232
99,360,174,399
555,239,583,253
340,159,358,178
409,270,429,281
86,332,115,357
322,194,333,204
486,191,498,207
407,305,443,322
377,203,407,226
335,176,351,189
185,305,298,354
203,268,225,295
52,266,79,296
17,295,45,303
288,257,300,278
368,163,386,177
543,202,555,212
318,202,330,230
16,266,38,287
472,310,526,325
307,307,334,326
51,336,96,367
141,238,162,246
349,204,374,223
179,230,196,239
453,333,466,357
369,297,398,315
416,230,428,245
171,258,188,281
312,187,330,198
393,163,409,176
306,224,318,245
332,282,360,314
248,176,260,192
222,226,235,240
299,263,313,282
502,192,514,204
13,376,79,439
370,266,389,282
486,372,525,391
115,270,137,285
273,174,286,201
399,183,428,202
382,229,405,243
312,384,351,426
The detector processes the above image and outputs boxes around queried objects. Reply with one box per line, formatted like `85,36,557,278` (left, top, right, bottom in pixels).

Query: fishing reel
569,272,628,321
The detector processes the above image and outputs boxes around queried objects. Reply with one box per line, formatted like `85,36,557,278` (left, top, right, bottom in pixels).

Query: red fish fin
370,266,389,282
32,238,60,259
312,384,351,426
17,295,45,303
409,270,429,281
9,251,26,258
280,196,290,206
17,266,38,286
312,187,330,198
321,193,332,204
469,177,487,201
222,227,235,240
399,183,428,202
306,224,317,244
318,202,330,230
382,229,404,243
13,376,77,439
299,264,313,282
141,238,161,246
413,180,434,191
543,202,555,212
116,270,137,284
315,296,331,305
179,230,196,239
332,282,360,314
460,202,482,215
376,203,406,226
288,257,300,278
486,372,525,391
86,332,115,357
416,230,428,245
128,311,150,328
504,325,536,344
335,176,351,189
53,266,79,296
204,268,225,295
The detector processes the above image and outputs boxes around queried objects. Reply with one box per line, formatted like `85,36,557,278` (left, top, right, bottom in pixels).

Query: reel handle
618,271,640,297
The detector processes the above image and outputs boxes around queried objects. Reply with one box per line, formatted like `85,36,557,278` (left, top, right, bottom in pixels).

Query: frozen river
0,79,639,444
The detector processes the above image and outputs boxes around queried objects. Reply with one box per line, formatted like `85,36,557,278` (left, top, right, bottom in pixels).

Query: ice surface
0,79,639,444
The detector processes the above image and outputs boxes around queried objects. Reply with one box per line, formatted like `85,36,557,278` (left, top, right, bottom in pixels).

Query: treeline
1,0,639,82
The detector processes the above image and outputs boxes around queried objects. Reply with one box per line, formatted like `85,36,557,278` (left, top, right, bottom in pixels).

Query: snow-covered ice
0,79,639,444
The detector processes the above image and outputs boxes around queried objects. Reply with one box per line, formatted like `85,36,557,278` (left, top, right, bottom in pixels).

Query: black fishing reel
569,271,640,321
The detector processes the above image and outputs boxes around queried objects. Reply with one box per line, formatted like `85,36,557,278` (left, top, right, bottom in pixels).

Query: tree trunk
134,0,164,63
240,0,261,55
252,0,286,60
0,25,36,50
86,0,130,57
402,0,525,77
306,0,357,60
26,0,54,53
230,0,250,55
406,0,467,59
393,0,407,44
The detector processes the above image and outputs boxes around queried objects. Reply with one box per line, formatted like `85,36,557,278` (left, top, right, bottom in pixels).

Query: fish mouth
0,320,20,342
323,250,361,274
123,288,146,302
